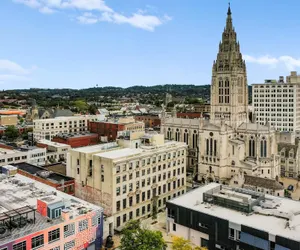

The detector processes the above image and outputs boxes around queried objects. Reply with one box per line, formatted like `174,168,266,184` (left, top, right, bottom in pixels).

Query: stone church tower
210,5,249,129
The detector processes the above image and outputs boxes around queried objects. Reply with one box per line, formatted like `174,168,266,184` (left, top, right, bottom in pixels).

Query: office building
67,132,187,231
252,72,300,135
167,183,300,250
33,115,98,141
0,146,46,167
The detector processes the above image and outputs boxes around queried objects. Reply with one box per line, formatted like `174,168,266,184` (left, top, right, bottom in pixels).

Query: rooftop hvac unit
37,171,51,179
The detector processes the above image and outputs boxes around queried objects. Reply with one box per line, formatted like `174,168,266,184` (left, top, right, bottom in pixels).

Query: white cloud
77,12,98,24
0,60,35,83
244,54,300,71
12,0,170,31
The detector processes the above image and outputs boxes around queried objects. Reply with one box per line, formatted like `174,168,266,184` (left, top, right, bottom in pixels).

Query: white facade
252,72,300,135
67,133,187,231
0,147,46,166
33,115,98,141
37,139,71,164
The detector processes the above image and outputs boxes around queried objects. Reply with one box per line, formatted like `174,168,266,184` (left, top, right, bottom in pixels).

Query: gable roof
54,109,73,117
244,175,283,190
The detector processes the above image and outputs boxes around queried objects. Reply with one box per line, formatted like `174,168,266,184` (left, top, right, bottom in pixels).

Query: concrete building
33,115,98,141
0,173,103,250
52,132,99,147
89,116,144,142
0,115,18,126
134,114,161,129
252,72,300,135
36,139,71,164
67,132,187,231
167,183,300,249
0,146,46,167
161,6,280,183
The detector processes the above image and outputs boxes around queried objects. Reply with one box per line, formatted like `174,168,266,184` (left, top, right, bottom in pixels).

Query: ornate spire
227,2,231,15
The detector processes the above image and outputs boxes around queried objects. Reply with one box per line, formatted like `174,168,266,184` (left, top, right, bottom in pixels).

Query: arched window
206,139,209,155
175,129,180,142
184,129,189,145
260,137,267,157
193,132,198,149
224,78,230,103
167,128,172,140
249,137,256,157
214,140,217,156
210,138,213,156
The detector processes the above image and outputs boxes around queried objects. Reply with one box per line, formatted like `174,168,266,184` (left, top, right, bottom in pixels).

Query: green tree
88,104,98,115
120,220,166,250
73,100,88,112
171,237,206,250
4,126,19,141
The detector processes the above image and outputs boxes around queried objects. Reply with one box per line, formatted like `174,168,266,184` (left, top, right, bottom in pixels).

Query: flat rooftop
54,132,98,139
12,163,73,183
168,183,300,241
71,142,118,154
0,174,101,245
37,139,70,148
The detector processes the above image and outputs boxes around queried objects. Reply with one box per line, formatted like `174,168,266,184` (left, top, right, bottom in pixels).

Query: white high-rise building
252,72,300,136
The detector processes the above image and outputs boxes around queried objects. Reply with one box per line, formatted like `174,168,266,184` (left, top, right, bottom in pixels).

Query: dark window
201,238,209,248
31,234,44,249
117,216,121,227
13,241,26,250
173,223,176,231
48,228,60,243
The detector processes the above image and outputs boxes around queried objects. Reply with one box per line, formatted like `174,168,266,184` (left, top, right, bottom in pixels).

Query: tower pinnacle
227,2,231,15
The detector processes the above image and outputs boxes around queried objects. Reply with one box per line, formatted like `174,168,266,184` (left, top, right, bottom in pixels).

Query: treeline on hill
2,85,252,108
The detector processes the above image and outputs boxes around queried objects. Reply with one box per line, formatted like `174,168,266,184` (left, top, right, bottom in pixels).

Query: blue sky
1,0,300,89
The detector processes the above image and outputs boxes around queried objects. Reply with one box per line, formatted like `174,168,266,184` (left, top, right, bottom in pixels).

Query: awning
240,232,269,250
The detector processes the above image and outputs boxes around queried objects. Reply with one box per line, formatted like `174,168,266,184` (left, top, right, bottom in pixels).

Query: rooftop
53,132,98,139
0,174,101,245
71,142,118,154
37,139,70,148
0,146,44,155
168,183,300,241
12,163,73,184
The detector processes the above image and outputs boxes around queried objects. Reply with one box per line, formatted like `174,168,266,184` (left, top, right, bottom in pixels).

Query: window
78,219,88,232
13,241,26,250
31,234,44,249
64,223,75,238
123,198,127,209
229,228,234,239
64,240,75,250
117,216,121,227
48,228,60,243
173,223,176,231
201,238,209,248
54,208,62,218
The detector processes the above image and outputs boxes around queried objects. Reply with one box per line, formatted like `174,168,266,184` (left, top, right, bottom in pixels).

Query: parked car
287,185,294,192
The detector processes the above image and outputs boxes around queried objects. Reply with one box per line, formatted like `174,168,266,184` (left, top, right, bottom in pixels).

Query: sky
1,0,300,90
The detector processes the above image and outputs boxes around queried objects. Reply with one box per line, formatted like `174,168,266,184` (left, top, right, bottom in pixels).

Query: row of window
116,177,185,196
10,214,101,250
116,165,185,184
116,179,185,210
116,190,185,227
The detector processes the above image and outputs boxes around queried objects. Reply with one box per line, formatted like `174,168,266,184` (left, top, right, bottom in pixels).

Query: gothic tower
210,4,249,129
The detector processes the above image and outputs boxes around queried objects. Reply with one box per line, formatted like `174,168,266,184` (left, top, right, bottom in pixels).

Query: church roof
54,109,73,117
237,122,271,132
38,108,54,118
244,175,284,191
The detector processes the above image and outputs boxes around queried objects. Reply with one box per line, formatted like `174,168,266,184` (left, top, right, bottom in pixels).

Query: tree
171,237,207,250
120,220,166,250
88,104,98,115
4,126,19,141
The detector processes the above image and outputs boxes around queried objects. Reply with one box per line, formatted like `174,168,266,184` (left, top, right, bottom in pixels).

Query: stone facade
161,6,280,184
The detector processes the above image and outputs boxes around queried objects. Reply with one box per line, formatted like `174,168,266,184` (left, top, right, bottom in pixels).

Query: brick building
134,114,161,128
89,117,144,142
13,162,75,195
52,132,99,147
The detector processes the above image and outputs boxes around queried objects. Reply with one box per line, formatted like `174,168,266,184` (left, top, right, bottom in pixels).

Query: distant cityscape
0,4,300,250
